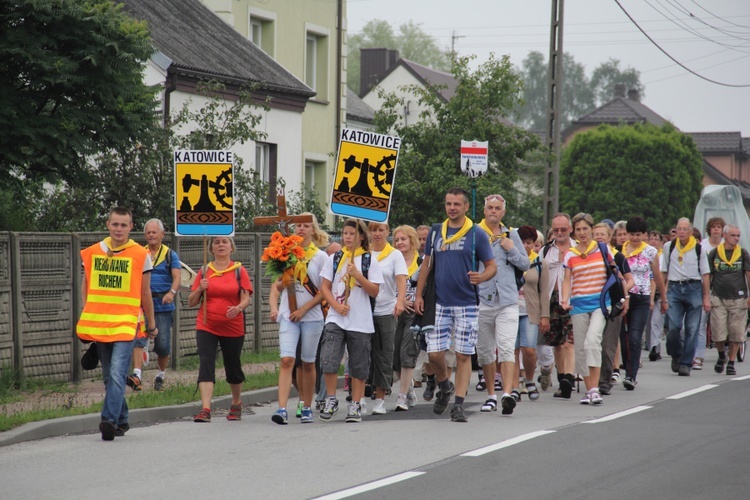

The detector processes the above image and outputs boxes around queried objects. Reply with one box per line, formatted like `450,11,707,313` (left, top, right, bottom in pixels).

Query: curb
0,377,344,447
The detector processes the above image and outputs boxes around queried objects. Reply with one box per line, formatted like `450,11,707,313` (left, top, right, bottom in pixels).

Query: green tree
34,81,271,232
374,54,538,227
590,58,644,105
560,123,703,231
515,51,595,130
348,19,451,94
0,0,160,191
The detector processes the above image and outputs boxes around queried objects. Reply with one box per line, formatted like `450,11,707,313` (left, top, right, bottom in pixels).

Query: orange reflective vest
77,241,148,342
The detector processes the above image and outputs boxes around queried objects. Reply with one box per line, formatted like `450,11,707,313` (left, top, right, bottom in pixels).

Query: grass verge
0,350,281,433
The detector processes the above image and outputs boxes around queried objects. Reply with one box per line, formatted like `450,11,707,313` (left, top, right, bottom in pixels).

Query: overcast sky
347,0,750,136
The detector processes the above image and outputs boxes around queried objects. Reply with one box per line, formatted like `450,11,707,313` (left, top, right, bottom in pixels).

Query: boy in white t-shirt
319,219,384,422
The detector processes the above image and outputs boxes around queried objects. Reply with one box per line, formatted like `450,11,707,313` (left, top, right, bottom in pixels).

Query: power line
614,0,750,87
690,0,750,30
667,0,750,41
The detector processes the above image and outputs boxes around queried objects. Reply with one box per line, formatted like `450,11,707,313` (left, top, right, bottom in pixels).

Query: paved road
1,354,747,499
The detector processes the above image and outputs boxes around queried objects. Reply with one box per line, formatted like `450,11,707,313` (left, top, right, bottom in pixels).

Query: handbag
598,243,626,319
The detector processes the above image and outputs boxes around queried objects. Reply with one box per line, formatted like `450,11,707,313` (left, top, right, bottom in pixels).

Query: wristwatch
170,288,178,295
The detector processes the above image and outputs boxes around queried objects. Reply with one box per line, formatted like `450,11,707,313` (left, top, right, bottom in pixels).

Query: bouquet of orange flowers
261,231,306,281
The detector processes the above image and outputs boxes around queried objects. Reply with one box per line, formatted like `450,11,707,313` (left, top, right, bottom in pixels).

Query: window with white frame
305,27,329,99
249,11,275,57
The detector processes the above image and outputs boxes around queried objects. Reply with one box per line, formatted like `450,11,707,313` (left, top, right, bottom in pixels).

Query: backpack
500,228,527,291
331,250,375,312
598,243,626,319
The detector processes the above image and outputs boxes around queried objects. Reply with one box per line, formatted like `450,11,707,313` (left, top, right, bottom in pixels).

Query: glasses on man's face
551,228,569,233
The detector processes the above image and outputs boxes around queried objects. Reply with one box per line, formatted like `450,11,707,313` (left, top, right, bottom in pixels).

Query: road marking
461,430,556,457
666,384,718,399
731,374,750,381
312,471,425,500
583,406,652,423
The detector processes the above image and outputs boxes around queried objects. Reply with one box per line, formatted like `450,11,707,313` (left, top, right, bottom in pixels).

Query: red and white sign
460,140,489,178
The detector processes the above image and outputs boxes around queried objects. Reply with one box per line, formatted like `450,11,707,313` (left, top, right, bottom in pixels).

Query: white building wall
361,66,434,128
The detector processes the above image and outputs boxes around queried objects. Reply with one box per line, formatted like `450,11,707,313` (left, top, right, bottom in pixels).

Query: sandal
226,404,242,421
480,398,497,412
194,408,211,423
526,383,540,401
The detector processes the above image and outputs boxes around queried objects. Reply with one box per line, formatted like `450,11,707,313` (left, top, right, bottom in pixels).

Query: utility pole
543,0,564,231
451,31,465,68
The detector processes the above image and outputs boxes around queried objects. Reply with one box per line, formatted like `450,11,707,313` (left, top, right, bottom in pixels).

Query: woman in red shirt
188,236,252,422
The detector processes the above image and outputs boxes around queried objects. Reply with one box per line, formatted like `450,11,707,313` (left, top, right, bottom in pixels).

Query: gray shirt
478,227,529,306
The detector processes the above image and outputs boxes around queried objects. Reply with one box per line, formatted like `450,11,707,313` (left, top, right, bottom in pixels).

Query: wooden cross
254,186,314,313
253,186,313,235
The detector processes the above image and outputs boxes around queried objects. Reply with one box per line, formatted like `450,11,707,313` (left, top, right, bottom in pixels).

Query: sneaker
671,357,680,373
519,380,528,394
580,393,591,405
359,398,367,415
715,357,726,374
599,386,611,396
610,371,620,383
501,395,516,415
726,362,736,376
450,404,467,422
114,423,130,437
345,402,362,423
271,408,288,425
395,394,409,411
623,377,636,390
475,375,487,391
296,401,304,418
433,381,455,415
538,368,552,391
154,375,164,391
559,376,573,399
649,348,662,361
406,385,417,407
372,398,386,415
300,407,314,423
481,397,498,412
692,357,704,370
678,365,691,376
494,378,503,391
126,373,142,392
194,408,211,423
423,379,436,401
319,397,339,421
99,420,116,441
227,404,242,421
590,391,603,405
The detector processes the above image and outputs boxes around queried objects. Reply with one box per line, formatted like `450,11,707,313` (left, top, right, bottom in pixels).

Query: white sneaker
372,398,386,415
406,386,417,407
395,394,409,411
359,398,367,415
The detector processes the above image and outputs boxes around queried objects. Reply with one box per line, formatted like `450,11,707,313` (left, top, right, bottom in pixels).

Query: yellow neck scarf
442,217,474,248
406,250,420,276
376,243,396,262
207,261,242,278
144,244,171,267
528,250,539,263
293,243,319,284
337,247,366,288
717,244,742,267
675,236,697,264
104,237,137,257
478,219,504,242
622,241,646,259
569,240,597,258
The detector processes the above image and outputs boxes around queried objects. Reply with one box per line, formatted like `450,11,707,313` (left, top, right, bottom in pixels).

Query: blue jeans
665,280,703,367
153,311,174,358
622,294,650,380
97,339,135,426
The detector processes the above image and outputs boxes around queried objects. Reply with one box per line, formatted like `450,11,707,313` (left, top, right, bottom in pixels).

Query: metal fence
0,232,279,384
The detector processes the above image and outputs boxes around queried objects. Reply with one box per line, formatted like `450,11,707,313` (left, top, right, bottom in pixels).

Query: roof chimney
614,83,626,98
627,88,640,102
359,48,399,97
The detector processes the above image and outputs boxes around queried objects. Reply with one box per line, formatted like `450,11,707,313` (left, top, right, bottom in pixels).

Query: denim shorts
279,318,324,363
152,311,173,358
515,315,538,349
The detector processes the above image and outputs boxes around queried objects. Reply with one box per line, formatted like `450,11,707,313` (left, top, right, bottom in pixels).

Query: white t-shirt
320,252,384,333
277,249,328,322
372,248,408,316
